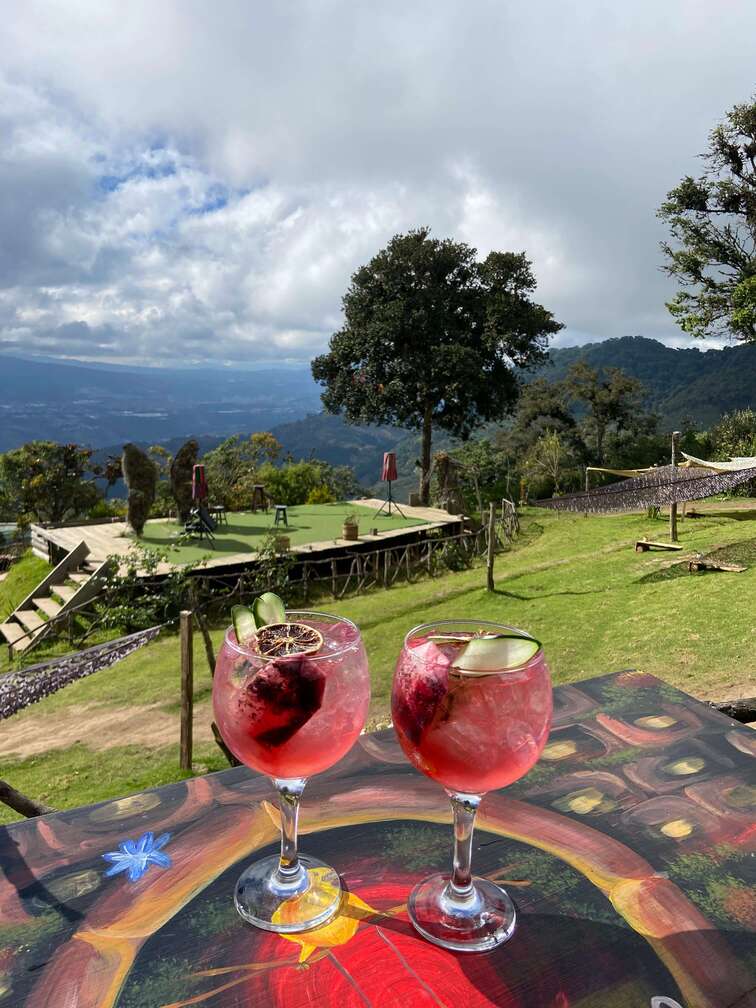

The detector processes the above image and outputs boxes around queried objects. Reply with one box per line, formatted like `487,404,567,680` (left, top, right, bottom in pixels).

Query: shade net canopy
535,462,756,514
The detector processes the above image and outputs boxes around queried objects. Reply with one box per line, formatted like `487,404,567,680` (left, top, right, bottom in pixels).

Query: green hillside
538,336,756,428
1,504,754,822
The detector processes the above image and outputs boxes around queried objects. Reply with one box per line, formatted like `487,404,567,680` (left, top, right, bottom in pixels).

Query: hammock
681,452,756,472
535,462,756,514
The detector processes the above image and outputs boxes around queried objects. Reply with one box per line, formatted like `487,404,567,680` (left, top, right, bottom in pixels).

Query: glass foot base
234,854,341,933
408,874,517,952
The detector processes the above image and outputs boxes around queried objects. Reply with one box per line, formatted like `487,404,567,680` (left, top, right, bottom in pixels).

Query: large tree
0,441,99,523
659,95,756,343
566,362,645,464
311,228,563,503
497,377,582,459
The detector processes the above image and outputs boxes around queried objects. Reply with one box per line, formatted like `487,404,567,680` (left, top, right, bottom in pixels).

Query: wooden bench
635,540,684,552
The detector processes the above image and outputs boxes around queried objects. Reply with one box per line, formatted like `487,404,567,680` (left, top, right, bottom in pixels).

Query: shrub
88,498,127,520
306,484,335,505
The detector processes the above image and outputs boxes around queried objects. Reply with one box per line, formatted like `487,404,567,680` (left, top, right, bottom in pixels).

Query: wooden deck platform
31,500,462,576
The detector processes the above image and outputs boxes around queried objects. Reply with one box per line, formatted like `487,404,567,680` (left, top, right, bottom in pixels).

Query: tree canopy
312,228,562,503
0,441,99,523
659,95,756,343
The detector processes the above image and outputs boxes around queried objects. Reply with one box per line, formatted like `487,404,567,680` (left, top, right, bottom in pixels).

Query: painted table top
0,671,754,1008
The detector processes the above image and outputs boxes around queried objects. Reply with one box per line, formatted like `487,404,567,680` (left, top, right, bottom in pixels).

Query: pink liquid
212,617,370,779
392,634,552,793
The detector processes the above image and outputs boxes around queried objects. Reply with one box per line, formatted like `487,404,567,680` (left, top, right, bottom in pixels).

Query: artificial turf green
137,502,429,564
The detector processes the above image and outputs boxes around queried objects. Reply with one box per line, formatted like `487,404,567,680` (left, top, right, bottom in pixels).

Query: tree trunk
595,423,605,465
419,404,433,506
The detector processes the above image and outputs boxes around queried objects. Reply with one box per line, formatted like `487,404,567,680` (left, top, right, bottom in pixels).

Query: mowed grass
0,552,51,621
138,502,428,563
1,505,755,823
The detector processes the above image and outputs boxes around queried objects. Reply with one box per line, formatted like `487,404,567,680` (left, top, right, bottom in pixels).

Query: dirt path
0,701,216,759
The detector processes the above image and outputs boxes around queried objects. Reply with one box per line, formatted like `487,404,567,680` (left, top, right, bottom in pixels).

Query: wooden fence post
670,430,680,543
331,559,338,598
486,502,496,592
180,610,194,771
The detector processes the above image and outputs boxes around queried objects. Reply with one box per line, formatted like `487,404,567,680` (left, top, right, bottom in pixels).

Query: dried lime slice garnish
255,622,324,658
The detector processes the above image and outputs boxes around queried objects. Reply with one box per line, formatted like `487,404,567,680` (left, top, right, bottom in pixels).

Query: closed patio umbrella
192,463,208,503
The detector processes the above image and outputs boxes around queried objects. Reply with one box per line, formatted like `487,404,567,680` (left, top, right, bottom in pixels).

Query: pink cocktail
213,610,370,933
392,619,552,951
214,617,369,779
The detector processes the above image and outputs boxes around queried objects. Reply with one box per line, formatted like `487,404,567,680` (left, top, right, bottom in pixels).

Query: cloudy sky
1,1,754,367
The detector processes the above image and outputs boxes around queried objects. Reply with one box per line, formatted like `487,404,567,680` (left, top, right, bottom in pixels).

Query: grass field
138,501,428,563
1,504,754,823
0,552,51,621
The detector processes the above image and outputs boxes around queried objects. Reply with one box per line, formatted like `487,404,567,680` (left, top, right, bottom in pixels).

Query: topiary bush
122,443,157,536
170,438,198,522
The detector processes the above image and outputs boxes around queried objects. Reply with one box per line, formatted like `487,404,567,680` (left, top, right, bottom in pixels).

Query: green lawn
138,502,428,563
0,552,51,621
1,505,755,823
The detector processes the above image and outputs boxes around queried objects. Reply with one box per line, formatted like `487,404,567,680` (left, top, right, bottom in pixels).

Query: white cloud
0,1,755,364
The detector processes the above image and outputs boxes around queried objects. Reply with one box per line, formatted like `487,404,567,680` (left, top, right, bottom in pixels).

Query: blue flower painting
102,831,172,882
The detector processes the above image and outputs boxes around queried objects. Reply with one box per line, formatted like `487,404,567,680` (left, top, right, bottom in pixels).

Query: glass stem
448,792,481,902
273,778,307,885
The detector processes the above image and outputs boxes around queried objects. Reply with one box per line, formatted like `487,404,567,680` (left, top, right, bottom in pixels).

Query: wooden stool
273,505,288,526
251,485,268,512
209,505,227,525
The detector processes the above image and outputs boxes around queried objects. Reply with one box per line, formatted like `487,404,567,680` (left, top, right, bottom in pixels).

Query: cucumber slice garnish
232,605,258,645
451,633,541,675
253,592,286,628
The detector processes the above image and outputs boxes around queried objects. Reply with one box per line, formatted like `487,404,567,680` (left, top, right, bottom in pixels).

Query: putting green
138,502,428,563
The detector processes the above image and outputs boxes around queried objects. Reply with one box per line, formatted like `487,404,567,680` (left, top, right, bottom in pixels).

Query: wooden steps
1,542,113,657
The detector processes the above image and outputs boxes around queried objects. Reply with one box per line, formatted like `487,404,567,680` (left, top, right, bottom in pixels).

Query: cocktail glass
391,619,552,951
213,610,370,932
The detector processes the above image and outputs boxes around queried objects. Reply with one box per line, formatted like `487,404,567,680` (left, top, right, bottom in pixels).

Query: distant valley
0,355,321,453
1,337,754,498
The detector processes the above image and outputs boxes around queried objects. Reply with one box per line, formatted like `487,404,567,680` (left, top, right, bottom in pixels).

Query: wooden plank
52,584,77,604
34,598,62,619
0,621,25,645
14,610,45,632
688,556,746,574
635,540,684,552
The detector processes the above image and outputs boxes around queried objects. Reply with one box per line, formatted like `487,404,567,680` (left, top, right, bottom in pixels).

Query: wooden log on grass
0,780,55,818
635,540,684,553
688,554,746,574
